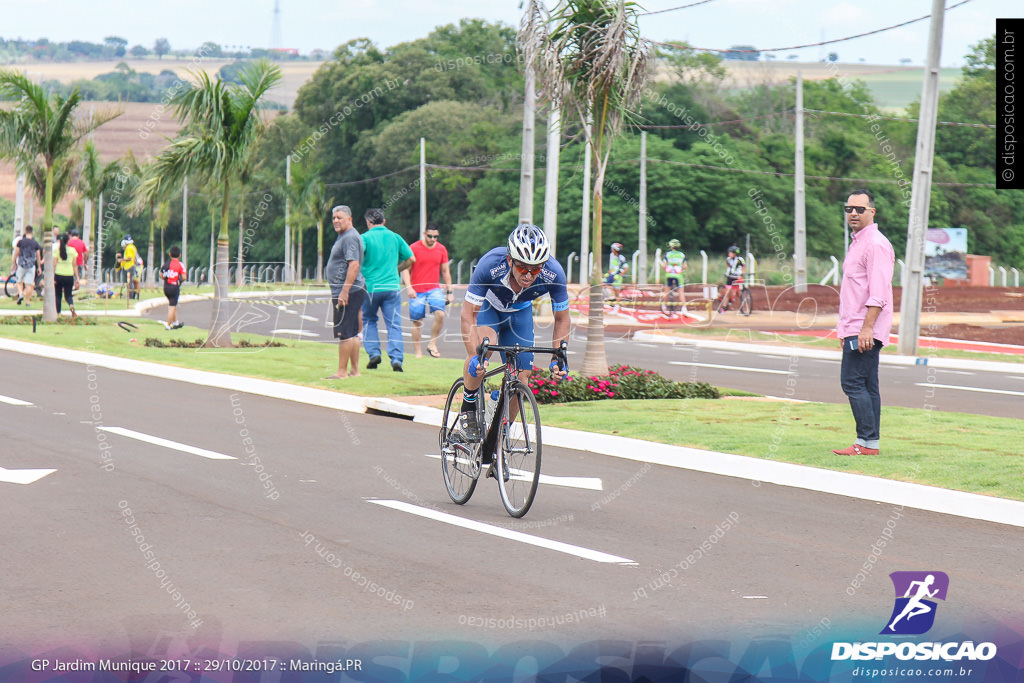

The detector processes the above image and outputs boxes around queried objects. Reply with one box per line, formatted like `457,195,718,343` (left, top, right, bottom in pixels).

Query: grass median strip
539,400,1024,502
2,318,1020,502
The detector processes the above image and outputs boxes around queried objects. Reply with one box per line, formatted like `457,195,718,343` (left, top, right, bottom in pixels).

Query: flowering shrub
526,364,720,404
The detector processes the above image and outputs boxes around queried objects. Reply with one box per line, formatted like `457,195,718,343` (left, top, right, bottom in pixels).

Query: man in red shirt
67,229,88,284
401,222,453,358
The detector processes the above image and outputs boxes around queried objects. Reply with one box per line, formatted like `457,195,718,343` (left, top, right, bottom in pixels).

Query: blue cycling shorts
476,301,536,369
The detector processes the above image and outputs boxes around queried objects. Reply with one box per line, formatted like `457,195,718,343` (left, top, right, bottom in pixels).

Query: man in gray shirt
324,205,366,379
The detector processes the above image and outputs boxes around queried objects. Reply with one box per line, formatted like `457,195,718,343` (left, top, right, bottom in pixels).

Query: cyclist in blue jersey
455,224,571,440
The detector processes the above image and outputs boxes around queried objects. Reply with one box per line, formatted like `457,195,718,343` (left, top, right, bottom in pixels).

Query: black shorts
164,284,181,306
333,288,365,340
666,277,680,289
726,275,742,286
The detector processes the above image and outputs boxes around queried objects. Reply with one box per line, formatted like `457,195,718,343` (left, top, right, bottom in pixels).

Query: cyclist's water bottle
485,390,499,425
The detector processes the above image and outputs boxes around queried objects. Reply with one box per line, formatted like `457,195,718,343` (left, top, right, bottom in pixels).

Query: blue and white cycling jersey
465,247,570,313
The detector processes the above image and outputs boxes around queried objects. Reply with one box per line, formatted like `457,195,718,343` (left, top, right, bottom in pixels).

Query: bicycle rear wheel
440,378,479,504
497,382,542,518
739,289,753,316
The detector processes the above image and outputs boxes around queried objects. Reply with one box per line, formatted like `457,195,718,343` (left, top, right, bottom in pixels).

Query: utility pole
14,173,25,237
419,137,427,235
519,68,536,224
794,69,807,294
580,126,592,286
638,131,648,285
898,0,945,356
543,107,561,254
182,177,189,272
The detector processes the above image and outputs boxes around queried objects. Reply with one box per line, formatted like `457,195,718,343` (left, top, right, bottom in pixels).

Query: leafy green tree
154,38,170,60
76,140,122,276
138,59,282,347
0,71,118,320
130,44,149,58
520,0,650,376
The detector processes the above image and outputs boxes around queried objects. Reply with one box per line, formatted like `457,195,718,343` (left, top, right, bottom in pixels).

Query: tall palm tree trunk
147,202,156,287
206,179,233,348
315,219,323,283
42,163,57,322
236,199,245,287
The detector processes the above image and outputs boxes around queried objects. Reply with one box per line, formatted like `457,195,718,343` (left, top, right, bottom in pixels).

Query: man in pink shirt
401,222,453,358
833,189,895,456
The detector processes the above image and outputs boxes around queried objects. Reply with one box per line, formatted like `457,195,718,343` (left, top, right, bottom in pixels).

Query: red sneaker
832,444,879,456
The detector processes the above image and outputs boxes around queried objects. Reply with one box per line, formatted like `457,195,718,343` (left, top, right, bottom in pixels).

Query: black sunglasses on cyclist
844,205,872,214
510,260,543,275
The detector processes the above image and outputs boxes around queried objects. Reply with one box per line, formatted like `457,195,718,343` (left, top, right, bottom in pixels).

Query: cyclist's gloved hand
468,355,486,378
549,358,568,383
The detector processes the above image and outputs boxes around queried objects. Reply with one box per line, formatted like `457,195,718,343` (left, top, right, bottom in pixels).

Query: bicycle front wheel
5,275,17,298
440,378,479,505
497,382,542,518
739,289,753,316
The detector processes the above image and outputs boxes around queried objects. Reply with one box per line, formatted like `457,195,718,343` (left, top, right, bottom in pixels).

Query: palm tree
137,59,282,347
77,141,122,279
519,0,649,376
0,70,118,321
287,161,332,285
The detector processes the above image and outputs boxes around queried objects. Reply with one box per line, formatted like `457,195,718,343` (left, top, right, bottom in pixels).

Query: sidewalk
0,335,1021,529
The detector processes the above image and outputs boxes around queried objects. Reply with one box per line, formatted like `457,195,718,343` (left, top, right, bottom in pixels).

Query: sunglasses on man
510,259,543,275
425,233,439,239
843,206,873,215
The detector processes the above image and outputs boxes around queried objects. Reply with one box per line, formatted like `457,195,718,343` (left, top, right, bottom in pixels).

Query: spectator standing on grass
12,226,42,306
67,229,88,283
401,221,453,358
833,188,895,457
324,205,366,379
360,208,414,372
52,232,79,317
160,246,186,330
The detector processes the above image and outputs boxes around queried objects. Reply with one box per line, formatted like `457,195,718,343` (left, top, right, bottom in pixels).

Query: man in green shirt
360,208,415,371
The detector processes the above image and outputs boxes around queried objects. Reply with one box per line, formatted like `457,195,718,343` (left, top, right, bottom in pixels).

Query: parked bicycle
5,267,43,300
714,279,753,316
439,338,568,518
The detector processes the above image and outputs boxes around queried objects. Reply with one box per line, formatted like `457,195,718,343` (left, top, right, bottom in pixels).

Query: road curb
2,336,1021,529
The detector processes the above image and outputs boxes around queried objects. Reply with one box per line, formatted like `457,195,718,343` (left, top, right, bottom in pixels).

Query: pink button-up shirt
837,223,895,346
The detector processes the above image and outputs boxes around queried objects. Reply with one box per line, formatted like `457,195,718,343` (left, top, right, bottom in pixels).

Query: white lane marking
277,306,298,314
670,361,790,375
269,329,320,337
937,370,976,376
300,315,319,322
0,466,56,485
1008,376,1024,381
634,343,657,348
743,595,769,599
914,383,1024,397
368,499,636,565
98,427,237,460
423,454,603,490
0,394,33,406
713,350,741,355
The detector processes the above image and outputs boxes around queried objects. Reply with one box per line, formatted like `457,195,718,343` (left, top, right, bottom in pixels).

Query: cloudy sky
1,0,1012,66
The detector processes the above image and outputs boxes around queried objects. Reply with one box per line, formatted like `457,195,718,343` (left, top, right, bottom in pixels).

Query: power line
635,111,792,129
636,157,995,187
651,0,974,54
804,109,995,129
639,0,718,17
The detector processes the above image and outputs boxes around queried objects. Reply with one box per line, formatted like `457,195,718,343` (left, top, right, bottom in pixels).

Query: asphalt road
146,293,1024,419
2,350,1021,678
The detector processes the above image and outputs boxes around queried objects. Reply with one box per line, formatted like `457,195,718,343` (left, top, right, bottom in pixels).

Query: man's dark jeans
840,336,882,449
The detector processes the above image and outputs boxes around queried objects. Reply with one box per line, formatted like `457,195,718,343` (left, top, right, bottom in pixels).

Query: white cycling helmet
507,224,550,266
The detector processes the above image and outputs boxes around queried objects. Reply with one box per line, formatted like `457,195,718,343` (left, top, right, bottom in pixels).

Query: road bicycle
5,267,43,300
714,279,753,316
439,339,568,518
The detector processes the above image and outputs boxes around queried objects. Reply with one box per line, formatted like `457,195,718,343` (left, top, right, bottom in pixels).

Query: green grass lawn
2,316,1021,502
540,399,1024,502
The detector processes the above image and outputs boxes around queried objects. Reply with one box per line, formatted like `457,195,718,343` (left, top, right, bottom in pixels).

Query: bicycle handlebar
476,338,569,373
